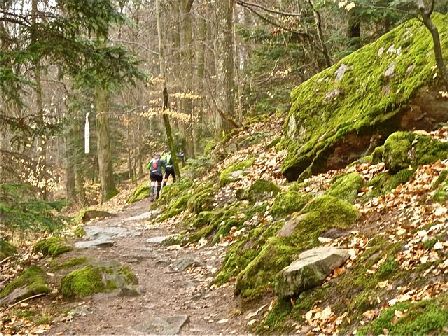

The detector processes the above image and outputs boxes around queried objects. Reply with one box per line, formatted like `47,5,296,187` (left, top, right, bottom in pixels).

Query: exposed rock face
275,247,349,298
282,14,448,181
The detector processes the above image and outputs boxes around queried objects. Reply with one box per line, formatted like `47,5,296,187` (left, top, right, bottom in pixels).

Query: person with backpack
163,152,176,184
147,154,165,200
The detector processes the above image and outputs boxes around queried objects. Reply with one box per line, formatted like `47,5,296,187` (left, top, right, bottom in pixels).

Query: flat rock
146,235,173,244
84,226,131,240
276,247,349,298
75,239,115,249
124,211,160,222
277,214,306,238
134,315,189,335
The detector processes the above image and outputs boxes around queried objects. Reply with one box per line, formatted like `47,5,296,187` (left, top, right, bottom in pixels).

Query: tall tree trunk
156,0,180,180
65,121,76,204
96,86,117,202
217,0,236,131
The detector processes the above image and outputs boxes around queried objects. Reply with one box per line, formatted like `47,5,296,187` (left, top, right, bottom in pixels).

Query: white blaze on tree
84,112,90,154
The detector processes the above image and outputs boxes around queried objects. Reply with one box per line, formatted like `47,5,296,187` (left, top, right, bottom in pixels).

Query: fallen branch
5,293,47,311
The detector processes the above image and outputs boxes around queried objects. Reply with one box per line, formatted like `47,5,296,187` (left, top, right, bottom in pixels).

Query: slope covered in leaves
147,112,448,334
282,13,448,181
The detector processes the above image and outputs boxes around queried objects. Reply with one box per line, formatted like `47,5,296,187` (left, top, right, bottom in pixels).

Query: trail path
50,200,251,335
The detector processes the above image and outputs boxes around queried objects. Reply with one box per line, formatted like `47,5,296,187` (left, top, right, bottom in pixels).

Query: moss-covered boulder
34,237,72,257
327,172,364,203
0,239,17,260
382,131,448,173
60,264,138,298
246,179,280,203
0,266,50,305
282,14,448,181
127,182,150,204
271,191,312,217
50,257,88,271
219,158,254,186
235,196,358,298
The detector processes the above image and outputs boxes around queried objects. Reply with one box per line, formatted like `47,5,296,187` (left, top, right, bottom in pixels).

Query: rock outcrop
282,14,448,181
275,247,350,298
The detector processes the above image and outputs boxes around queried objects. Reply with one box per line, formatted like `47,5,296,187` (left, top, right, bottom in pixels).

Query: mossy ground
0,239,17,260
245,179,280,203
0,266,50,300
50,257,88,271
271,191,312,218
327,172,364,203
432,169,448,203
127,182,150,204
282,14,448,180
359,294,448,335
219,158,255,186
366,169,415,198
34,237,72,257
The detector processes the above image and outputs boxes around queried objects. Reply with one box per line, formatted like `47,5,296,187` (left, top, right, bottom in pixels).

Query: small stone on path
75,239,115,249
133,315,189,335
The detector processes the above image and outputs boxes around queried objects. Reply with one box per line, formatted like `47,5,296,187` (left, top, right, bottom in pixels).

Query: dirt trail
49,200,251,335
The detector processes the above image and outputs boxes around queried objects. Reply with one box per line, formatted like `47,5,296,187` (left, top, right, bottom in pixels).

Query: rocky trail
49,199,249,335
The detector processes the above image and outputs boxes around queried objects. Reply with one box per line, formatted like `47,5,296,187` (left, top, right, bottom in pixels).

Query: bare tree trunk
156,0,181,180
217,0,236,131
96,85,117,202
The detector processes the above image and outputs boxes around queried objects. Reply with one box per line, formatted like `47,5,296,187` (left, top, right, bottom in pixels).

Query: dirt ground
49,200,258,335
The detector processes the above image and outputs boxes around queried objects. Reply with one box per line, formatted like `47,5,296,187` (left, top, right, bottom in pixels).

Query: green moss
127,182,150,204
359,296,448,336
34,237,72,257
187,184,215,214
73,225,86,238
60,266,105,298
432,170,448,203
219,158,255,186
258,299,293,333
0,239,17,260
118,265,139,285
367,168,414,197
282,14,448,180
235,196,358,299
0,266,49,299
271,191,312,218
155,179,193,208
377,256,398,279
50,257,88,271
159,194,190,220
327,172,364,203
246,179,280,203
382,131,448,173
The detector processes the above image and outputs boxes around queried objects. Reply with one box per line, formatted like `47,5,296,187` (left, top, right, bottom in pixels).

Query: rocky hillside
128,14,448,335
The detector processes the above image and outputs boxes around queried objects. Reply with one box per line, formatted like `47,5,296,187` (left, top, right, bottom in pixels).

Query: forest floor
48,198,253,335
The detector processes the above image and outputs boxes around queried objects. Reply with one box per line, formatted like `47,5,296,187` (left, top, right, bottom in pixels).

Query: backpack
151,160,159,173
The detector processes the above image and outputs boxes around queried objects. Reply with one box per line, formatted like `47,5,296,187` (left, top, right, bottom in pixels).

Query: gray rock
276,247,349,298
119,286,140,297
75,239,115,249
0,286,27,306
335,64,349,81
171,258,200,272
229,170,244,181
277,214,306,238
134,315,189,335
84,226,130,240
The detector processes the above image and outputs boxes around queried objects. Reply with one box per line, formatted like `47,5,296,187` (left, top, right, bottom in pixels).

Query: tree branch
236,0,302,17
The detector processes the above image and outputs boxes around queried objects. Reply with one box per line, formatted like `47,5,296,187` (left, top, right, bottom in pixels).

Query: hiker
163,151,176,183
147,154,165,200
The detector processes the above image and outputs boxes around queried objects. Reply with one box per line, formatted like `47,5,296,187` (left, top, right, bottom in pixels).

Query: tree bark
95,85,117,202
218,0,236,131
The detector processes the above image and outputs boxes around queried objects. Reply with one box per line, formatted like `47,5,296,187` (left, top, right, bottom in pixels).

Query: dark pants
164,166,176,182
150,172,163,199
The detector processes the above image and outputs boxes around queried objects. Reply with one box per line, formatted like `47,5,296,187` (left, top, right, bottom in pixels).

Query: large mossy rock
34,237,72,257
275,247,350,298
0,266,50,305
282,14,448,181
327,172,364,203
0,239,17,260
235,196,358,298
60,264,138,298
